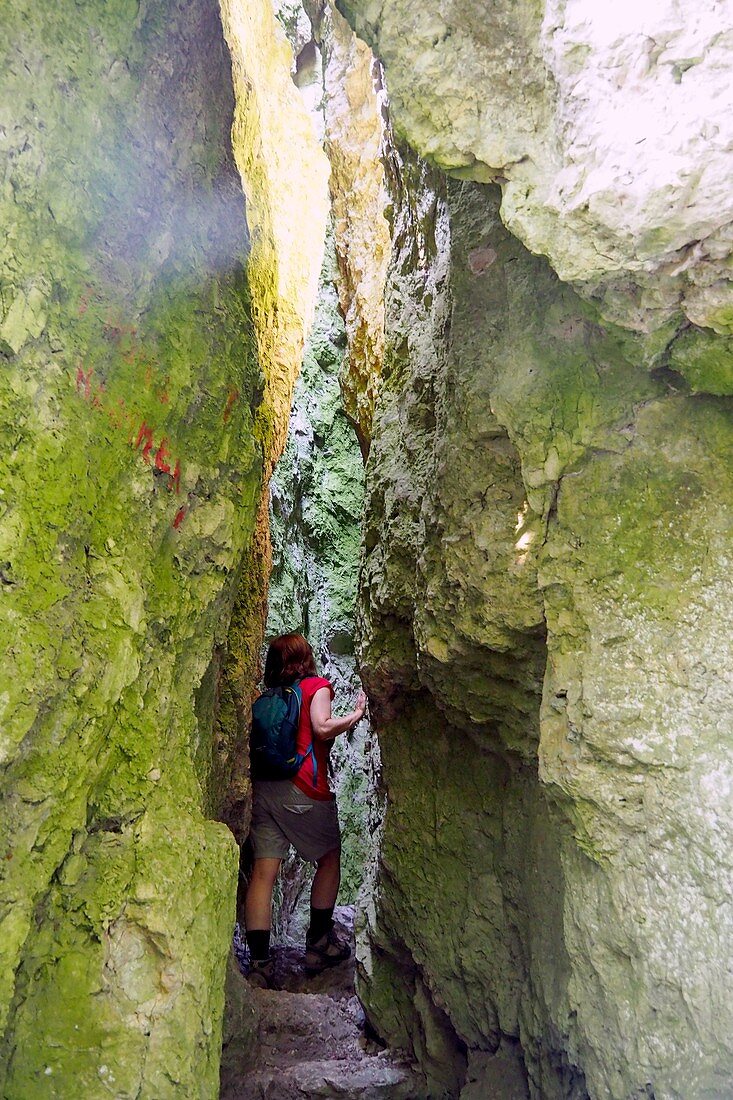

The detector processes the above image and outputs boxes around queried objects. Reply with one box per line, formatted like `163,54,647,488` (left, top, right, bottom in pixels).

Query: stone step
223,914,426,1099
221,983,424,1099
229,1056,419,1099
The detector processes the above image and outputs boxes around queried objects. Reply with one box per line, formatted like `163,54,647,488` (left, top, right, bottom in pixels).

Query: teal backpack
250,679,317,785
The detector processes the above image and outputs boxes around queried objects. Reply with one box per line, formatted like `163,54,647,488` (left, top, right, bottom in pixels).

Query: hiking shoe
247,957,275,989
304,925,351,973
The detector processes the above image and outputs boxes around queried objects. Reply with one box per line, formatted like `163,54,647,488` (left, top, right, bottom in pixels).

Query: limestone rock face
221,0,330,462
0,1,327,1095
308,0,391,454
266,226,372,923
207,0,331,845
262,4,376,927
337,0,733,335
310,8,733,1095
351,138,733,1097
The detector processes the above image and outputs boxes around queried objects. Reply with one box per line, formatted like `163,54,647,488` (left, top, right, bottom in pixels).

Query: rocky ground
221,907,424,1099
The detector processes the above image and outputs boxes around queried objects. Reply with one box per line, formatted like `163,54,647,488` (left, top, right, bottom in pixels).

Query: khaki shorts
250,780,341,863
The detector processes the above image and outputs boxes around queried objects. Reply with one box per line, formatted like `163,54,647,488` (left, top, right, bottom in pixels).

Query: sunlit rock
337,0,733,335
307,0,392,455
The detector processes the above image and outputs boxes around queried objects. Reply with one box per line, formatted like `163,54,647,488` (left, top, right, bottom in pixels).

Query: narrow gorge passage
1,1,732,1099
222,908,423,1098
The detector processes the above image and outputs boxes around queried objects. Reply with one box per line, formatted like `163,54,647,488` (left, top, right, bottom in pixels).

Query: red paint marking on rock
468,245,497,275
154,438,171,475
173,507,187,529
73,372,184,512
76,366,93,399
223,387,239,423
135,422,154,463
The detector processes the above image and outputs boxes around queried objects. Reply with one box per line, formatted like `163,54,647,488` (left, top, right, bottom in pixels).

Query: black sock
246,929,271,961
308,906,334,944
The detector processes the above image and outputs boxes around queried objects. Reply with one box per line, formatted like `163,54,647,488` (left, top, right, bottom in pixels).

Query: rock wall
308,0,391,455
320,10,733,1096
0,1,327,1095
337,0,733,338
266,226,371,931
356,151,733,1100
264,2,373,932
4,0,731,1094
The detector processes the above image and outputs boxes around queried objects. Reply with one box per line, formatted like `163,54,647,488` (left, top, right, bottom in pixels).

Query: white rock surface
338,0,733,333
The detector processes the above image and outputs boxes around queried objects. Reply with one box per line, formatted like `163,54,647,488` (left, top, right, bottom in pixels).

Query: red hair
263,632,317,687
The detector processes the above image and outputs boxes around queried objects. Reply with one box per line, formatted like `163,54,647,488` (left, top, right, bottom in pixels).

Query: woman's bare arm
310,686,367,741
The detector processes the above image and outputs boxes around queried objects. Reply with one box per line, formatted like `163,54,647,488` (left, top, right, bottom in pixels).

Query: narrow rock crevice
2,1,733,1098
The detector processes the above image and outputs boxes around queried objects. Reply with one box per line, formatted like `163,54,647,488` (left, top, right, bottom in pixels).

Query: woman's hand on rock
354,690,367,721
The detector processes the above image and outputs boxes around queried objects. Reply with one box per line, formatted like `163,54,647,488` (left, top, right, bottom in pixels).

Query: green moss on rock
356,151,733,1098
669,326,733,395
0,1,269,1094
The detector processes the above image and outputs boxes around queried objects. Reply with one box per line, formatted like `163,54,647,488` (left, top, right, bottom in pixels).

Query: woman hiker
244,632,367,987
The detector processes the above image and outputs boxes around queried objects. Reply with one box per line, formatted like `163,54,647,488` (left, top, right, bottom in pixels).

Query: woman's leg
245,857,281,947
310,846,341,909
308,846,343,949
306,847,350,967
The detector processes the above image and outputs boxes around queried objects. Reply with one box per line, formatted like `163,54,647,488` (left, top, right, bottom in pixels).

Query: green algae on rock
0,0,328,1095
668,327,733,396
351,135,733,1097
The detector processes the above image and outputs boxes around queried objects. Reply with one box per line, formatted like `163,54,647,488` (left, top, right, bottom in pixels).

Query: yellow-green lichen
0,1,271,1094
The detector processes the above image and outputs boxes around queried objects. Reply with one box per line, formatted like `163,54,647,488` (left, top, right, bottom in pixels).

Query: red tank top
292,676,334,801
